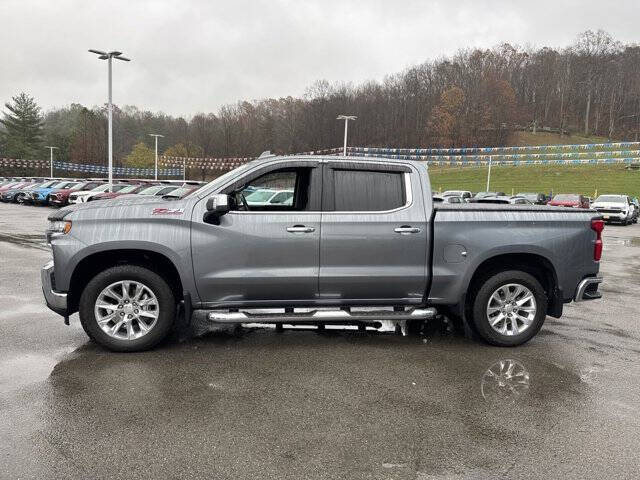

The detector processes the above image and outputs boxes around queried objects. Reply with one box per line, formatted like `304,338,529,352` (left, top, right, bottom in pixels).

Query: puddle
480,358,530,404
0,348,74,393
604,236,640,247
0,233,48,251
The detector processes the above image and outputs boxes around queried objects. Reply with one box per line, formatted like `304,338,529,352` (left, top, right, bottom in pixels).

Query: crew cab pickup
42,155,604,351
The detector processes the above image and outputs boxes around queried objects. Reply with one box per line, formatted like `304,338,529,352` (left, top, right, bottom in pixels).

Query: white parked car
244,189,294,206
442,190,472,201
69,183,129,203
591,195,634,225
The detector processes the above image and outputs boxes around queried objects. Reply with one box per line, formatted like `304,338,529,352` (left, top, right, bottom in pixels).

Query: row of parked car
434,190,640,225
0,177,205,208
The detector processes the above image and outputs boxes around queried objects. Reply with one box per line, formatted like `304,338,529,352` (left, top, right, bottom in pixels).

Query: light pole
89,49,130,191
486,156,493,192
149,134,164,180
337,115,357,156
45,146,58,178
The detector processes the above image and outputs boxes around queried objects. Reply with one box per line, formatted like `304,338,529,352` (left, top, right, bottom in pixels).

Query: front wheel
471,270,547,347
79,265,176,352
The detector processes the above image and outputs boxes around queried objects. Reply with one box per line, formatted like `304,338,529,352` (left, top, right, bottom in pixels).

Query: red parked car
48,180,105,207
548,194,590,208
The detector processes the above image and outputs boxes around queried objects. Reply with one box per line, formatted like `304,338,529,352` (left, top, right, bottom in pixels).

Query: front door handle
394,226,421,234
287,225,315,233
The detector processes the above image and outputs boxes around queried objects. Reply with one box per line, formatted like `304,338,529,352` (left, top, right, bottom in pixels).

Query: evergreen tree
0,93,44,159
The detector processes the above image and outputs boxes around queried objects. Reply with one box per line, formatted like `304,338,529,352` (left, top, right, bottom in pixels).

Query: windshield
115,184,139,193
137,185,166,195
595,195,625,203
553,194,579,202
51,181,69,188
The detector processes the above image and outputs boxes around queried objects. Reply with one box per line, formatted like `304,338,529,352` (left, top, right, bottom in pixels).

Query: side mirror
206,194,230,215
204,194,230,225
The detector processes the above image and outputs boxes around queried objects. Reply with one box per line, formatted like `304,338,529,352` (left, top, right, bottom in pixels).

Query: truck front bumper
41,260,69,316
574,275,603,302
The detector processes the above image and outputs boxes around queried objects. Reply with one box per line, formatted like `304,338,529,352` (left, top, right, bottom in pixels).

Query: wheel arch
462,252,561,326
67,248,184,314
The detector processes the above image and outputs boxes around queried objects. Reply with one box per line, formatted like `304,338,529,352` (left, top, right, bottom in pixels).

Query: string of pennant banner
2,141,640,175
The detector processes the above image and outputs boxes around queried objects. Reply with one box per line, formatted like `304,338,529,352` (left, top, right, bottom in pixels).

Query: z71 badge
152,207,184,215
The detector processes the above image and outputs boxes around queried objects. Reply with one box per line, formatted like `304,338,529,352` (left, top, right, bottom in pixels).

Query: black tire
79,265,176,352
15,194,25,204
471,270,547,347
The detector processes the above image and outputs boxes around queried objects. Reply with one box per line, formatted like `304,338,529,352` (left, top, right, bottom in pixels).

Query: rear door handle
287,225,315,233
394,226,421,234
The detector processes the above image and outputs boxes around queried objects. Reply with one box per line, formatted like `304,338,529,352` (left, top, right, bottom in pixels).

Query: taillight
591,219,604,261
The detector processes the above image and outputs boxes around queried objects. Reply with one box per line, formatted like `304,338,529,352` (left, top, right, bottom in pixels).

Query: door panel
319,167,429,303
190,162,321,305
191,211,320,304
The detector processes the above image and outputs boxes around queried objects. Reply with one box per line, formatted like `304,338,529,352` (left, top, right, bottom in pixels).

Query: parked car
132,184,180,197
442,190,473,201
514,192,548,205
591,194,634,225
630,197,640,223
469,191,506,202
433,195,464,204
244,188,295,206
1,180,58,203
85,183,151,202
548,194,590,209
43,155,603,352
475,196,533,205
26,181,81,206
69,183,133,204
162,185,203,199
0,180,33,194
48,181,105,207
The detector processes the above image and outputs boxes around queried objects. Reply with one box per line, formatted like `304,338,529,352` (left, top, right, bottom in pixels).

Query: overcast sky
1,0,639,117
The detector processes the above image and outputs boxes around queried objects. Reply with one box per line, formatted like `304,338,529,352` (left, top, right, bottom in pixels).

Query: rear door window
331,169,405,211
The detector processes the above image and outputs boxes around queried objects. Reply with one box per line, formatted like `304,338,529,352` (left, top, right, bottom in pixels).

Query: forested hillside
2,30,640,166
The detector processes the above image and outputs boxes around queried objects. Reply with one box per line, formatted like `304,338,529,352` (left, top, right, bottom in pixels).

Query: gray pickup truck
42,155,604,351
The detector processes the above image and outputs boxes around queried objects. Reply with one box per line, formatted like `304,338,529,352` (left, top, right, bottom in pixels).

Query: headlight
47,220,72,235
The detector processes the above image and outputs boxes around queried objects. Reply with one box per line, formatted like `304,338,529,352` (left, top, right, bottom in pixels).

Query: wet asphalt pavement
1,202,639,480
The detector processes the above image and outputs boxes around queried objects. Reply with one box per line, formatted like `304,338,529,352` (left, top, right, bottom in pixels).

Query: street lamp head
149,134,164,138
44,146,59,150
89,49,131,61
337,115,357,121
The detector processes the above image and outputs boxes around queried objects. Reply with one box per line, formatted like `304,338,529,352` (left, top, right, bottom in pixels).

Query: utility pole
88,49,131,191
337,115,357,156
45,146,58,178
149,134,164,180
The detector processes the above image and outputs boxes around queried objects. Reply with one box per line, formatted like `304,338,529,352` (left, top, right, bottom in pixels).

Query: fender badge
152,207,184,215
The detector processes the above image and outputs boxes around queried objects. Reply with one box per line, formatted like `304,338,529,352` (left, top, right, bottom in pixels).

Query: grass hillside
429,164,640,198
428,131,640,198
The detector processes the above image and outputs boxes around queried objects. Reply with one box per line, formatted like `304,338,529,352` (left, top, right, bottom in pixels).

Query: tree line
2,30,640,169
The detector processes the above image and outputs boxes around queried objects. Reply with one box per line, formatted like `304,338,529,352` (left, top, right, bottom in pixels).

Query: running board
206,307,436,324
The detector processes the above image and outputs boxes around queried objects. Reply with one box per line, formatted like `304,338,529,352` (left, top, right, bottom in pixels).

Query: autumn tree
428,86,466,146
124,142,154,168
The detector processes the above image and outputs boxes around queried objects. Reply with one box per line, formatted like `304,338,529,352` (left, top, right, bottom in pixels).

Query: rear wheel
471,270,547,347
79,265,176,352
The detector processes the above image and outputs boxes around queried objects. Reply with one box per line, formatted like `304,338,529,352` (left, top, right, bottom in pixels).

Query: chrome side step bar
207,307,436,324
